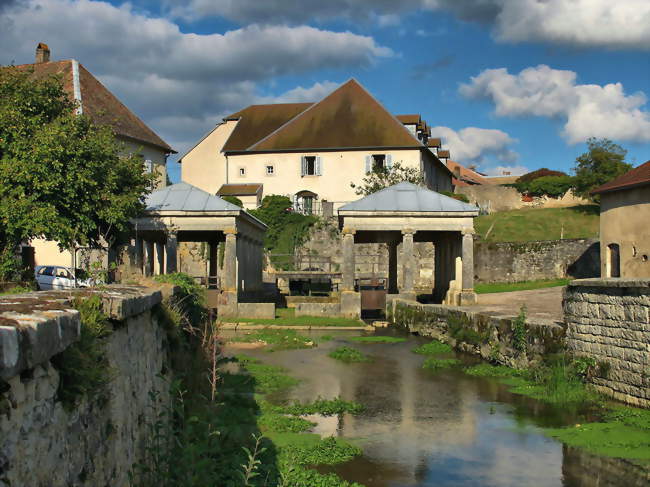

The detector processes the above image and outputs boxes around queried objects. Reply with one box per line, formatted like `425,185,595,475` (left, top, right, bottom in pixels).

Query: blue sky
1,0,649,183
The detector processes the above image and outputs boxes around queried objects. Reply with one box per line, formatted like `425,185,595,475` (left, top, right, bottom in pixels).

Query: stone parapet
0,286,162,382
564,279,650,408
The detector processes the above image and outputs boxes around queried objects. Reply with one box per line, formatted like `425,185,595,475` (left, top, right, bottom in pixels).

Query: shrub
440,190,470,203
221,195,243,207
516,168,568,183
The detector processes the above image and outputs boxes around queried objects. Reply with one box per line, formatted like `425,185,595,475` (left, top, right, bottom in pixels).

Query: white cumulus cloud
460,65,650,144
430,126,519,165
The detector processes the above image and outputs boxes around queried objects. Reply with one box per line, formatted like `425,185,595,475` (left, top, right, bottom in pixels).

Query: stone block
340,292,361,319
294,303,341,317
237,302,275,319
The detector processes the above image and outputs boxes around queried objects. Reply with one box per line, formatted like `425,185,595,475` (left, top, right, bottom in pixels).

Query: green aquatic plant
412,340,452,355
328,346,370,363
422,357,460,372
236,329,315,351
282,397,365,416
348,336,406,344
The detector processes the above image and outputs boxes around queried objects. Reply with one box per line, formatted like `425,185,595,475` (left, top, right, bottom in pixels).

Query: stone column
209,242,219,287
134,236,144,275
460,230,478,305
143,240,153,277
388,240,399,294
341,227,356,292
154,241,164,275
401,229,415,296
223,228,238,292
165,231,178,274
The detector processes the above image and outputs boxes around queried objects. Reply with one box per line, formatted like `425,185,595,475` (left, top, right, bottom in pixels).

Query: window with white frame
301,155,322,176
239,167,246,177
365,154,393,173
266,164,275,176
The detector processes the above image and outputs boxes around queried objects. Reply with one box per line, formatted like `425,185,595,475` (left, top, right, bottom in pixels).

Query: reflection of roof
217,183,263,196
223,103,314,152
146,182,241,212
592,160,650,194
446,160,488,186
339,182,478,213
246,79,424,151
11,61,174,152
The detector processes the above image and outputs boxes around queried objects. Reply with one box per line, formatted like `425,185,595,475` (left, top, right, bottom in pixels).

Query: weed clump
328,346,370,363
237,329,315,351
282,397,365,416
412,340,452,355
422,357,460,372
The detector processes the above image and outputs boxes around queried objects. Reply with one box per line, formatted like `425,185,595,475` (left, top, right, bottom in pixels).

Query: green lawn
227,307,364,327
474,205,599,242
475,278,571,294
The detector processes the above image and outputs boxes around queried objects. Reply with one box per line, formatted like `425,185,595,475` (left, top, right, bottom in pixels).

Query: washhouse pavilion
337,182,479,317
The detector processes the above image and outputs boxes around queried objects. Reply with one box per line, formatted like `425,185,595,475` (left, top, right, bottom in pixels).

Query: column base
459,290,478,306
340,291,361,319
218,291,239,319
397,292,417,302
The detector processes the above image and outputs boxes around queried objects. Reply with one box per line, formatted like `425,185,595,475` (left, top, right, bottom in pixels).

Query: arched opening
294,190,318,215
607,243,621,278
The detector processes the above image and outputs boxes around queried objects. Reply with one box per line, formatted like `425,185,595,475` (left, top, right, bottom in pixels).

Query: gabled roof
145,182,241,212
222,103,313,152
338,182,478,213
446,160,488,186
11,61,174,153
396,114,421,125
591,160,650,194
217,183,263,196
245,79,424,152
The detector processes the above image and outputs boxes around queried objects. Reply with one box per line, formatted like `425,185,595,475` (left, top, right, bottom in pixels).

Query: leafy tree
249,195,317,269
221,195,243,207
572,138,632,199
439,191,469,203
516,168,568,184
526,175,574,198
0,66,154,279
350,161,424,196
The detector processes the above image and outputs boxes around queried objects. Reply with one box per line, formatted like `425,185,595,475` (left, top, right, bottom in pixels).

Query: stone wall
564,279,650,408
457,185,590,213
474,238,600,283
0,286,172,486
391,299,565,368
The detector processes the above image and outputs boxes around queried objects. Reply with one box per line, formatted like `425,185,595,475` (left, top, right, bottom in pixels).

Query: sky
1,0,649,183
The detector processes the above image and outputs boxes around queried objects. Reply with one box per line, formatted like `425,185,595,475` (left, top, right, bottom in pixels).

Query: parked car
34,266,96,290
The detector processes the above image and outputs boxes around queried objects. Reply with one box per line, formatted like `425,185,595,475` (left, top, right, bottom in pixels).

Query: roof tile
592,160,650,194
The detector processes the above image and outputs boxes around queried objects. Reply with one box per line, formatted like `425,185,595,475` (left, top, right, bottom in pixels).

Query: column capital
342,227,356,236
224,227,238,236
461,228,475,236
165,229,178,238
401,228,415,236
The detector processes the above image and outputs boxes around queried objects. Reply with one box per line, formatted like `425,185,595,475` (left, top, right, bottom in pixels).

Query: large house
592,160,650,278
180,79,453,212
13,43,175,267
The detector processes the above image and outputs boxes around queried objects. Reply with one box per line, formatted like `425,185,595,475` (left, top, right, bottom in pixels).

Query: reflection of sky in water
225,331,641,487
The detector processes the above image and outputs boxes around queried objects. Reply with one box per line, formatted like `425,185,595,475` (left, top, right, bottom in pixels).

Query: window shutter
300,156,306,176
386,154,393,170
292,193,298,210
316,156,322,176
365,155,371,174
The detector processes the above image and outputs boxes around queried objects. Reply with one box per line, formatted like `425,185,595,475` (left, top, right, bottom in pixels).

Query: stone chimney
35,43,50,63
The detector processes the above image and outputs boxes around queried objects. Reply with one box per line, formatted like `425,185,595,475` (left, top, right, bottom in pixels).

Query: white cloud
460,65,650,144
169,0,650,50
0,0,391,153
430,126,519,165
257,81,339,104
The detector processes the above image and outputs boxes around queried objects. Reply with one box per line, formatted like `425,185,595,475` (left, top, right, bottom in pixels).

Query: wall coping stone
569,278,650,288
0,286,162,381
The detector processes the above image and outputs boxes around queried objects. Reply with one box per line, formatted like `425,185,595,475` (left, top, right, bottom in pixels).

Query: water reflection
225,331,648,487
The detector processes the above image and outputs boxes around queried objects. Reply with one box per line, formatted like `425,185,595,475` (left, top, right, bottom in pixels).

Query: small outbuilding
337,182,479,317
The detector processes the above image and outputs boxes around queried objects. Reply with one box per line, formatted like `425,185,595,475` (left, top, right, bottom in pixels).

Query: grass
234,329,315,351
475,278,571,294
348,336,406,344
474,205,599,242
412,340,453,355
0,284,34,295
281,397,365,416
231,307,364,327
328,346,371,363
422,357,460,372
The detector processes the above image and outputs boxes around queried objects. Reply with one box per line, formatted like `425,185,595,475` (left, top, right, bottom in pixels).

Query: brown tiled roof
396,114,421,125
591,160,650,194
11,61,174,152
446,160,488,186
222,103,313,152
217,183,262,196
247,79,423,151
437,149,450,159
427,138,442,148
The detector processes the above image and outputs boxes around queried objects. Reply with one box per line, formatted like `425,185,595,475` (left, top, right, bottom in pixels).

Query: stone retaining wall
0,286,171,486
564,279,650,408
391,299,566,368
474,238,599,283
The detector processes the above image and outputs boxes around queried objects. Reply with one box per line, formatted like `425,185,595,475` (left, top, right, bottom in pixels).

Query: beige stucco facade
122,139,168,189
182,121,452,209
599,186,650,278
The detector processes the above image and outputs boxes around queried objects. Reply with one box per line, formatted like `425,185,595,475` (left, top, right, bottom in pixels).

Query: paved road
473,286,565,322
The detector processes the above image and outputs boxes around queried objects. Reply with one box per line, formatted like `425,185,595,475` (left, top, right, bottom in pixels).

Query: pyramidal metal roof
339,182,478,213
145,182,241,212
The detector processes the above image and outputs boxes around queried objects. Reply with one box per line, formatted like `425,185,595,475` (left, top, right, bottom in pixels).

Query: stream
225,329,648,487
